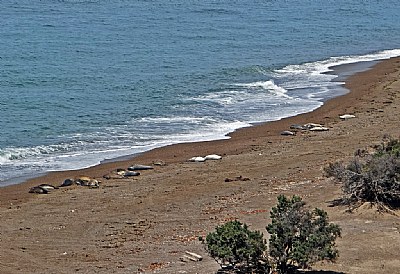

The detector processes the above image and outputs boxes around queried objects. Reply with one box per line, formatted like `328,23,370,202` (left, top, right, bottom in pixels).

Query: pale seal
303,123,323,129
205,154,222,160
74,176,92,186
339,114,356,120
88,179,100,188
189,156,206,162
309,126,329,131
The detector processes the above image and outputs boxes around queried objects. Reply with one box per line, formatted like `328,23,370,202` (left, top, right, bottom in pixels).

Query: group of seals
280,114,356,136
280,122,329,136
29,184,59,194
29,176,100,194
58,176,100,188
189,154,222,162
30,162,160,193
102,163,158,180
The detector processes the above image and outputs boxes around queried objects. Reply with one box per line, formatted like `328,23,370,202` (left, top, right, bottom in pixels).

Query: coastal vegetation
325,136,400,211
202,195,341,273
202,220,268,273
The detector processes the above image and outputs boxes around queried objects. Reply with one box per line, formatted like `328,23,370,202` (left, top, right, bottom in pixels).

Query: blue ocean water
1,0,400,185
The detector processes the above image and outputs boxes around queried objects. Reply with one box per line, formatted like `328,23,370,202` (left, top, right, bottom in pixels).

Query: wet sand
1,57,400,273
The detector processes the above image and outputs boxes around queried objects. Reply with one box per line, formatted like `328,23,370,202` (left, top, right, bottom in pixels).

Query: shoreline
1,56,400,273
0,58,383,188
0,57,397,204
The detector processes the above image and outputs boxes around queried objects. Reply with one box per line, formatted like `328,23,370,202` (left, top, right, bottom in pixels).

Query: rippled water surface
1,0,400,184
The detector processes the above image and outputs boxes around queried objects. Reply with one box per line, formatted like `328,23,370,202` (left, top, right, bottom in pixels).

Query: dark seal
29,186,48,194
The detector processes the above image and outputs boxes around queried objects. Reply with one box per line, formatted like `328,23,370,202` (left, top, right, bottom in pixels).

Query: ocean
1,0,400,186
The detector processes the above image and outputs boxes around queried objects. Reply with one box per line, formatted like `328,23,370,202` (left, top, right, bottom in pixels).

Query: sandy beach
1,57,400,273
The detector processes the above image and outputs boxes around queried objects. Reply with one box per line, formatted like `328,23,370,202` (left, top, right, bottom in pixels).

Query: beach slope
1,57,400,273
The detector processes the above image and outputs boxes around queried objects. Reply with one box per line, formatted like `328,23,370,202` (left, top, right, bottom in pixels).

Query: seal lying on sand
59,178,75,187
87,179,100,188
205,154,222,160
128,165,154,171
290,124,306,130
123,171,140,177
189,154,223,162
309,126,329,131
189,156,206,162
59,177,100,188
339,114,356,120
37,184,58,191
29,186,48,194
303,123,323,129
74,176,92,186
280,130,295,136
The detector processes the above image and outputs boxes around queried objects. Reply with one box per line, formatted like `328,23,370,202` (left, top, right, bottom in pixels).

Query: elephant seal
128,165,154,171
290,124,306,130
123,171,140,177
339,114,356,120
309,126,329,131
303,123,323,129
59,178,75,187
205,154,222,160
280,130,295,136
38,184,59,191
29,186,48,194
74,176,92,186
88,179,100,188
189,156,206,162
117,170,127,176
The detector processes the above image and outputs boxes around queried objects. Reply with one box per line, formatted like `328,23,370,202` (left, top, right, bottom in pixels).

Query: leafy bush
203,196,341,273
202,220,268,273
325,137,400,209
266,195,341,273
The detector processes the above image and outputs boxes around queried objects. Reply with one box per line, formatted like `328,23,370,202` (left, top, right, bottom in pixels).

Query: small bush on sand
202,220,269,273
267,195,341,273
325,137,400,210
203,196,340,273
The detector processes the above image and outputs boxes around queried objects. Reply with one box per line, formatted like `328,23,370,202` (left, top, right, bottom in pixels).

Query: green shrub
325,137,400,209
374,137,400,157
266,195,341,273
202,220,268,273
203,196,341,273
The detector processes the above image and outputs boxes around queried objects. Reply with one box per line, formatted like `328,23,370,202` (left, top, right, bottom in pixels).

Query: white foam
136,116,212,123
192,90,249,105
3,49,400,184
235,80,291,99
192,80,292,108
277,49,400,76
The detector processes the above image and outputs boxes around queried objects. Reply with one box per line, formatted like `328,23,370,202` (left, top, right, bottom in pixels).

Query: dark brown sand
1,57,400,273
